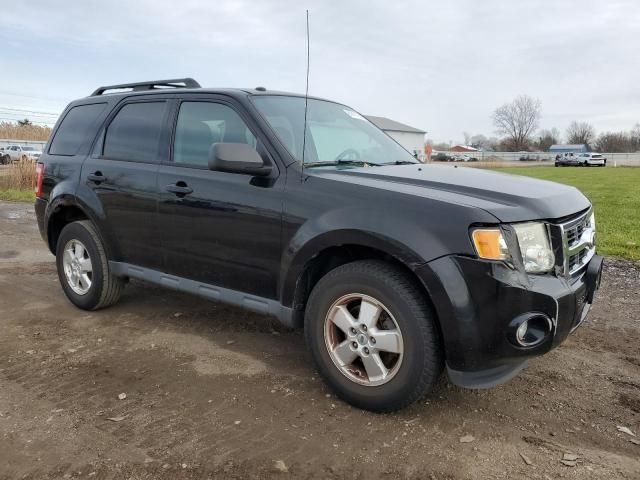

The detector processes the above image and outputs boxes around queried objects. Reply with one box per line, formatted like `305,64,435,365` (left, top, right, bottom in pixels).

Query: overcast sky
1,0,638,143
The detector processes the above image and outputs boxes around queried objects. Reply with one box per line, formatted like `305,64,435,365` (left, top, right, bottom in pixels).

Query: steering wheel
335,148,360,161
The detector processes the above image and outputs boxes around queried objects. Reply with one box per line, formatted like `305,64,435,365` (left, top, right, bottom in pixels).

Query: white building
366,115,426,160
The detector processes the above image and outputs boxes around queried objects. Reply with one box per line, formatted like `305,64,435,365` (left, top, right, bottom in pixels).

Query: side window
49,103,108,155
173,102,257,167
103,102,166,163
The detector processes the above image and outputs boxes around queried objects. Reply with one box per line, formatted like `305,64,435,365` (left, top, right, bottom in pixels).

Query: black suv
35,78,603,412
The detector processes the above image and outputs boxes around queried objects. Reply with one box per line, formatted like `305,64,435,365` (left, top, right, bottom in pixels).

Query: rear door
79,98,171,270
157,96,285,299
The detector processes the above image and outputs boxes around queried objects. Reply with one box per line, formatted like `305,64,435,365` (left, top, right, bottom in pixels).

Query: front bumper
416,254,603,388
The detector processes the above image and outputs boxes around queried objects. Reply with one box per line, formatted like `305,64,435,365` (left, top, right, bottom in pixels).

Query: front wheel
56,220,124,310
305,260,443,412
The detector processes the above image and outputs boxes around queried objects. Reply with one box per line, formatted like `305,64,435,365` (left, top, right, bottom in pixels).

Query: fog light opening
510,313,552,348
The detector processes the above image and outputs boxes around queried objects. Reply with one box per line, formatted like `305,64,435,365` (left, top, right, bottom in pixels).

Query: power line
0,117,54,125
0,113,59,121
0,114,57,123
0,90,69,102
0,107,60,116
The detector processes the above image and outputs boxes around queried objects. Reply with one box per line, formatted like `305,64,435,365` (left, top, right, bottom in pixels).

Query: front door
80,100,170,271
157,99,284,299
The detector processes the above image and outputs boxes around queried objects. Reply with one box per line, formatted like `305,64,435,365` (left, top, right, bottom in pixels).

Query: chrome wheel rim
324,293,404,387
62,239,93,295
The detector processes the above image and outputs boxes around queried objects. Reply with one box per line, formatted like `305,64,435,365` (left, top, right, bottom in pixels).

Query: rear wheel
305,260,443,412
56,220,124,310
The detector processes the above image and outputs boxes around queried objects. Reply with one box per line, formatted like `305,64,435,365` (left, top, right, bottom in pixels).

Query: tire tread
58,220,123,310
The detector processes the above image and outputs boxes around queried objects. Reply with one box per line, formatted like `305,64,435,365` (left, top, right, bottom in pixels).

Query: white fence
431,151,640,167
0,138,47,150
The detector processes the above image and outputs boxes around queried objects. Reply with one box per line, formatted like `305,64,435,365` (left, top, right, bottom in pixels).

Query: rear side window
49,103,107,155
103,102,166,163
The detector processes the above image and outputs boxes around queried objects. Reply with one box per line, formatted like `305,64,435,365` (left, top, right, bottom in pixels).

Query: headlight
471,222,555,273
513,222,555,273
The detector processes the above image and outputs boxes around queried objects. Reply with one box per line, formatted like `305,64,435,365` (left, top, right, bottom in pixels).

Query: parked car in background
555,152,605,167
576,152,606,167
432,152,453,162
6,145,43,162
0,147,11,164
452,153,478,162
555,152,581,167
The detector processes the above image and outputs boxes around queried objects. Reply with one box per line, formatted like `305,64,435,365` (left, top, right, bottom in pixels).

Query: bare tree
565,121,595,147
630,123,640,151
463,131,472,146
492,95,541,151
431,141,451,151
595,131,633,153
537,128,561,151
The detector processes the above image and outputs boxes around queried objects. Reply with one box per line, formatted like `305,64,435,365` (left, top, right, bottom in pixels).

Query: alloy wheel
324,293,404,386
62,239,93,295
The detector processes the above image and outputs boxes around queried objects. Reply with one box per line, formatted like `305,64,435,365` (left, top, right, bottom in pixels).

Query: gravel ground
0,200,639,480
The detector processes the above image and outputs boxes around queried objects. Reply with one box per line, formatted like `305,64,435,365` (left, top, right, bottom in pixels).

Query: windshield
22,146,36,151
252,96,417,165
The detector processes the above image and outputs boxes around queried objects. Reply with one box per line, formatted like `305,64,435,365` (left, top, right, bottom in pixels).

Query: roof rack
90,78,201,96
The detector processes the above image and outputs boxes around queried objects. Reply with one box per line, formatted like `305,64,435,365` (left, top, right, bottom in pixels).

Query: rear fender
45,183,121,260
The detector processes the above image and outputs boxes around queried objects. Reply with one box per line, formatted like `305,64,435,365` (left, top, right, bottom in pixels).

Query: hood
308,164,590,223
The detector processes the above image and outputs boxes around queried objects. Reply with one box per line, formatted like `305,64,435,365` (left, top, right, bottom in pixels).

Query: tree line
429,95,640,153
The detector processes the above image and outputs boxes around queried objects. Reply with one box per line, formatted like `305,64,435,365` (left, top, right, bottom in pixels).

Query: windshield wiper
304,159,383,168
386,160,419,165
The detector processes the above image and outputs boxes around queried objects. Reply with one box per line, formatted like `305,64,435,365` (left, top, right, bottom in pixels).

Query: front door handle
166,183,193,197
87,172,107,183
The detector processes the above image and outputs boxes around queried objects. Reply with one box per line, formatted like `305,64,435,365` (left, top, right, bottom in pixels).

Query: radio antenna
301,9,310,181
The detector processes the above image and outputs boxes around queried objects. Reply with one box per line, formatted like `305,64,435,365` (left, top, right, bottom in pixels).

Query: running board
108,261,295,328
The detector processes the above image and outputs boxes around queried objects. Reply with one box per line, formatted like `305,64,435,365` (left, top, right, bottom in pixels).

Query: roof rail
90,78,201,96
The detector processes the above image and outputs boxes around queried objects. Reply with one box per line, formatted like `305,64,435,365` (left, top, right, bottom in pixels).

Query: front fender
279,205,453,307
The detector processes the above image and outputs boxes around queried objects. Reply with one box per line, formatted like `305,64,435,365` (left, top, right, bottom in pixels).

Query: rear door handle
166,183,193,196
87,172,107,183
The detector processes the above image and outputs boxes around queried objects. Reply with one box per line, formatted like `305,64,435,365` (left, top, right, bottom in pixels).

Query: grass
497,166,640,260
0,159,37,202
0,188,34,202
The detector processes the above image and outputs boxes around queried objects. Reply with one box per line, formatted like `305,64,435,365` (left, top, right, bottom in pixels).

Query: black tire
555,162,559,167
305,260,443,412
55,220,124,310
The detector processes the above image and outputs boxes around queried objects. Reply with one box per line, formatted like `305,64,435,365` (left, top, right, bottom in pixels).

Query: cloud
0,0,638,140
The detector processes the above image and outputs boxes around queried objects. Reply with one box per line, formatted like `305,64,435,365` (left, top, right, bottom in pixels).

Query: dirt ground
0,200,638,480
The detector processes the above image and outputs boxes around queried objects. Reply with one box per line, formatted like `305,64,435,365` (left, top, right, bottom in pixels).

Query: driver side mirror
208,143,272,177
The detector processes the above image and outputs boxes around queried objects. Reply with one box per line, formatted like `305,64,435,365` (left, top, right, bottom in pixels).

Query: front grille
550,209,595,277
569,248,587,271
565,222,585,247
